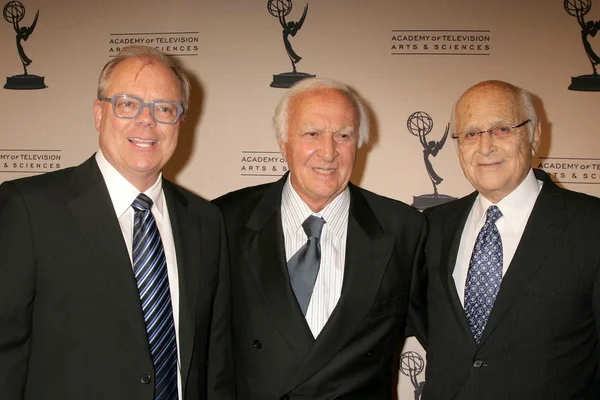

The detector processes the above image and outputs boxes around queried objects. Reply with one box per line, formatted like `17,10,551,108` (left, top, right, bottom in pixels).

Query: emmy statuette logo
267,0,315,88
565,0,600,91
399,351,425,400
407,111,457,210
3,0,46,90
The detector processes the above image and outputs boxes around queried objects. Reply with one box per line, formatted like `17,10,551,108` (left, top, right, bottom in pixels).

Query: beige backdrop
1,0,599,397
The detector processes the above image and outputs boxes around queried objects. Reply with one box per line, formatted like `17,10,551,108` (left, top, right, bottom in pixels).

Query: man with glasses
0,46,233,400
422,80,600,398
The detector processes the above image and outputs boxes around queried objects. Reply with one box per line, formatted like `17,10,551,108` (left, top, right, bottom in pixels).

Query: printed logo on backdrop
537,157,600,184
407,111,457,210
0,149,61,174
564,0,600,91
399,351,425,400
3,1,47,89
267,0,315,88
390,30,491,56
108,32,199,57
240,151,288,177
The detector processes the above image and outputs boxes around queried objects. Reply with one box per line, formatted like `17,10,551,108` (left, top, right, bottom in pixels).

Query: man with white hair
214,78,427,399
423,80,600,398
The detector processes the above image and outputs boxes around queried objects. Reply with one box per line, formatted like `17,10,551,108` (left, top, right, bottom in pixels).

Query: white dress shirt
454,169,543,305
95,150,183,399
281,176,350,338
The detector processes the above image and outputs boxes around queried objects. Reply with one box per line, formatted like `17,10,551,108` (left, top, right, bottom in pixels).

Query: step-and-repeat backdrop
1,0,599,397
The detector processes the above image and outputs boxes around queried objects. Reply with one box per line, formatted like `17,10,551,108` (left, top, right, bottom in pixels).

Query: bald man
422,80,600,399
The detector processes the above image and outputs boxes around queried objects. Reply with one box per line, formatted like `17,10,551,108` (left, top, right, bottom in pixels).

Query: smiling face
454,82,541,203
93,56,182,191
279,88,358,212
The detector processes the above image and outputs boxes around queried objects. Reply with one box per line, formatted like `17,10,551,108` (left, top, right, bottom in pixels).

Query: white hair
273,78,370,148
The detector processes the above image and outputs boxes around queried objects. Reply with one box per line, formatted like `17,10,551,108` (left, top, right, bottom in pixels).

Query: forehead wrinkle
457,86,521,132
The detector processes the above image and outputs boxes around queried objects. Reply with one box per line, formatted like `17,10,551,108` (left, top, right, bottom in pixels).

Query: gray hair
450,80,538,142
273,78,370,148
97,45,191,117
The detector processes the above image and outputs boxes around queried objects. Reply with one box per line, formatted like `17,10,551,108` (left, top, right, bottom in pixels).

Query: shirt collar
95,150,165,218
474,169,542,230
281,175,350,238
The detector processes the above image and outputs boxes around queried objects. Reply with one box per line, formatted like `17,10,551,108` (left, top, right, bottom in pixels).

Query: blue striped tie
132,194,178,400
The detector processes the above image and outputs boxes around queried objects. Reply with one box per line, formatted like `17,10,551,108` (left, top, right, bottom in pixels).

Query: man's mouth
128,138,157,147
313,168,335,174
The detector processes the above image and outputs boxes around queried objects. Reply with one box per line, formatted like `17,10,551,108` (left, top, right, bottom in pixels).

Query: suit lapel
244,176,315,358
163,181,201,389
67,156,150,352
286,184,394,388
479,171,573,344
438,193,479,343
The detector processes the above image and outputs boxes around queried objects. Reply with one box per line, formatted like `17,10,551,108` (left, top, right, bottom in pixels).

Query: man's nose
135,105,157,126
318,135,337,161
477,130,495,155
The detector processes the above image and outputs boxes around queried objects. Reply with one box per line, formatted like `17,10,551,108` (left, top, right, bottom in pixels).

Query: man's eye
464,131,478,139
117,100,135,108
496,126,511,134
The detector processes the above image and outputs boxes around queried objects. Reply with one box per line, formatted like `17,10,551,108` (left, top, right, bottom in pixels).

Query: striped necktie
132,193,178,400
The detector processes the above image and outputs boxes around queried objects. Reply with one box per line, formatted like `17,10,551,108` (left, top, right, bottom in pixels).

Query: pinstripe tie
132,194,178,400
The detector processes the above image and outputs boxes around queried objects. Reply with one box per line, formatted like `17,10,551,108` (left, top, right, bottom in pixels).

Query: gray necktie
287,215,326,315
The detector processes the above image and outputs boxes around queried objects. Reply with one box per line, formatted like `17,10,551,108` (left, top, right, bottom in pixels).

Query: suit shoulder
164,180,220,216
355,186,424,222
212,181,273,214
556,185,600,214
423,194,474,220
1,166,77,197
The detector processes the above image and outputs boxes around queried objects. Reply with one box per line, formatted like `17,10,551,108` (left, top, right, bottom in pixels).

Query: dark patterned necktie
464,205,503,344
287,215,326,315
132,194,178,400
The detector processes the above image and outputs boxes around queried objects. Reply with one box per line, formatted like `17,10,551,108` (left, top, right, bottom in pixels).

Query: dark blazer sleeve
0,181,35,399
206,210,235,399
405,215,428,349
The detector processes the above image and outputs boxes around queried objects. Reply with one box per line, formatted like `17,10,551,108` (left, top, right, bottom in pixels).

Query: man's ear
278,138,287,158
93,99,104,132
531,120,542,155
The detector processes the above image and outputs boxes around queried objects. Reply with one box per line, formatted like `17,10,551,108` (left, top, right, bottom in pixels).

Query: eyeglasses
99,94,184,125
452,119,531,145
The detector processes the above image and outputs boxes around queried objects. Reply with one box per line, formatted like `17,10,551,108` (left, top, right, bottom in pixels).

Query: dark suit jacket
0,155,234,400
213,175,427,400
422,169,600,399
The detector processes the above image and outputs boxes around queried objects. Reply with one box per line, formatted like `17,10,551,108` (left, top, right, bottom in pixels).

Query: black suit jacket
0,155,234,400
213,175,427,400
422,169,600,399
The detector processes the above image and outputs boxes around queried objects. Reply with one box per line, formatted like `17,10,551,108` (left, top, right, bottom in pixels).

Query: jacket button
280,395,290,400
473,360,483,368
365,350,374,357
253,340,262,349
140,374,152,384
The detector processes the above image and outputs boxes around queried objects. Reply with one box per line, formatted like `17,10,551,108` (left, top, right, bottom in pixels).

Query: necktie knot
132,193,153,212
302,215,325,239
485,205,502,225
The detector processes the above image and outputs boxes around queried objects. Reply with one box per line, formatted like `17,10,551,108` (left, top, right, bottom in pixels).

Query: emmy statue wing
296,4,309,30
27,11,39,35
437,123,450,149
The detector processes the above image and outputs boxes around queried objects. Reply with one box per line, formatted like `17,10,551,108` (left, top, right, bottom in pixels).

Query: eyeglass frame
451,119,531,144
98,94,184,125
